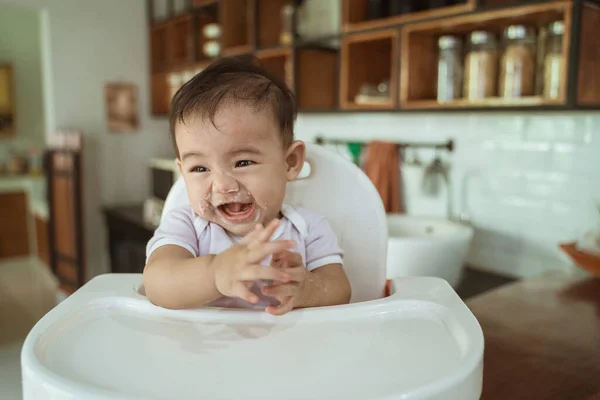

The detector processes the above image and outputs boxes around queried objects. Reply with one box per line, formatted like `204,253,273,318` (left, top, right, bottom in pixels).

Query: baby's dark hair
169,55,297,158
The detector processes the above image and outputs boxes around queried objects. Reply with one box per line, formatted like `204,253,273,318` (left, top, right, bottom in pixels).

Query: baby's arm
143,207,219,309
144,246,220,309
297,263,351,308
143,210,293,310
300,215,351,308
263,213,351,315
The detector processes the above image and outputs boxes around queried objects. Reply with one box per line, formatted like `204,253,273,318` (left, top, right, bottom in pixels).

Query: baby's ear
285,140,306,181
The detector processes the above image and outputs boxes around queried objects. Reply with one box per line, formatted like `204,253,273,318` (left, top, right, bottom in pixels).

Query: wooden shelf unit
256,0,289,49
148,0,600,115
401,1,574,109
341,29,398,110
255,47,293,90
342,0,476,33
148,0,341,115
219,0,254,56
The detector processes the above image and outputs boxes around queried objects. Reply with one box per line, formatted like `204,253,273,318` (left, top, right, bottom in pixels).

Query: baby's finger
270,251,287,269
266,297,294,316
247,240,295,263
255,219,280,243
278,266,307,282
262,283,299,298
239,223,263,245
233,282,259,304
275,250,303,266
240,265,290,283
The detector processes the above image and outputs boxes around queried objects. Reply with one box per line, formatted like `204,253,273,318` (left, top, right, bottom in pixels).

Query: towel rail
314,136,454,153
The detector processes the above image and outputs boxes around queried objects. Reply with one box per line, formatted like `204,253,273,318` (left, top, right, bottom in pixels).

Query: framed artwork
105,83,139,133
0,64,16,138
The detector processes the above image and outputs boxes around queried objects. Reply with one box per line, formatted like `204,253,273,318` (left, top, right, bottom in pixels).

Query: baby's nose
212,173,239,194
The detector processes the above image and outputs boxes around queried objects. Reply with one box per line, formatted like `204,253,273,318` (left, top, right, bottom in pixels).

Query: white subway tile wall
296,112,600,278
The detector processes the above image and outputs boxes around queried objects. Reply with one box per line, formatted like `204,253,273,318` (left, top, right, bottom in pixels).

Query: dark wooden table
466,271,600,400
103,203,155,274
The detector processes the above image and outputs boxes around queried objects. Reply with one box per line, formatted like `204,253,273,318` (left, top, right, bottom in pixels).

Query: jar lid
203,23,221,38
548,21,565,36
469,31,495,45
504,25,536,40
438,35,462,50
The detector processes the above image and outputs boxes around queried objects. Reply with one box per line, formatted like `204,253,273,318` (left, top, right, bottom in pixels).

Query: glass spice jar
437,35,464,102
543,21,565,99
280,4,294,45
463,31,498,100
499,25,537,98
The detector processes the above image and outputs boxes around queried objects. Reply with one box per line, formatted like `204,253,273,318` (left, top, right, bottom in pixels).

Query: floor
0,262,514,399
0,257,59,400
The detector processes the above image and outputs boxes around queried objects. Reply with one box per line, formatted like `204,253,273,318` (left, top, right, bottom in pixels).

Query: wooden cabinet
147,0,341,115
147,0,600,114
0,192,30,259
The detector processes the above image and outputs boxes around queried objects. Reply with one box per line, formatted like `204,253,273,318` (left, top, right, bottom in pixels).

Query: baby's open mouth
216,202,256,222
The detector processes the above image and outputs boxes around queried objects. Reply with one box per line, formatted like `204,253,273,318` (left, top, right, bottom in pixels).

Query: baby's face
176,103,304,236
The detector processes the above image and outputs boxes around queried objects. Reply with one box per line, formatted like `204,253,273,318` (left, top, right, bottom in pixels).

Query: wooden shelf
151,72,171,115
257,0,290,49
168,14,195,65
255,47,293,89
147,0,600,115
340,29,398,110
403,96,564,110
296,49,339,110
576,2,600,106
342,0,475,33
195,3,219,63
150,22,169,71
401,1,572,107
220,0,254,55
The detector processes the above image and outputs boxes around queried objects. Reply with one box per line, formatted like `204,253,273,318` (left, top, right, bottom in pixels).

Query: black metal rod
314,136,454,152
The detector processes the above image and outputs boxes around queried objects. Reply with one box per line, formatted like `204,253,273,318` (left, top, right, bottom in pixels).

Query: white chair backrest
162,142,387,303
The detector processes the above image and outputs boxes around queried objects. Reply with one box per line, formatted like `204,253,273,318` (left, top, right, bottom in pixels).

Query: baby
143,56,351,316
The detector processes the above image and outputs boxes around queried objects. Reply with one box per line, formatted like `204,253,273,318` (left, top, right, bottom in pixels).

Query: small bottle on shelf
543,21,565,100
499,25,537,98
437,35,464,103
463,31,498,101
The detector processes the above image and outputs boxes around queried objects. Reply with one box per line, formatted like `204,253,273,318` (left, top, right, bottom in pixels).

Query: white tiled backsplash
295,112,600,278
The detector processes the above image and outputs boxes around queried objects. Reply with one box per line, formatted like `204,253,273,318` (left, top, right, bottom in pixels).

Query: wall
0,0,173,279
295,112,600,278
0,6,45,148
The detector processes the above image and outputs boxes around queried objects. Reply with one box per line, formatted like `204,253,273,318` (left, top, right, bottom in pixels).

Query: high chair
21,143,484,399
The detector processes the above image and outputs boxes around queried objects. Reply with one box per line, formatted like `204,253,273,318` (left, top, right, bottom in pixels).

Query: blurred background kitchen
1,0,600,399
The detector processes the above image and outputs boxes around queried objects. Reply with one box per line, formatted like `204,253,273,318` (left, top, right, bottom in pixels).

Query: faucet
422,156,471,225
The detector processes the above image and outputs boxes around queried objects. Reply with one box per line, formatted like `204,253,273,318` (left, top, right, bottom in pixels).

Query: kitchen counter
466,270,600,399
0,175,47,219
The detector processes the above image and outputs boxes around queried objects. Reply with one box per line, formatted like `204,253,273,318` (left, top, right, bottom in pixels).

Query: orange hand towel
363,141,404,214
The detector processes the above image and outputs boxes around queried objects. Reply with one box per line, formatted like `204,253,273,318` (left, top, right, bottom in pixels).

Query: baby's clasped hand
212,219,294,305
263,250,308,315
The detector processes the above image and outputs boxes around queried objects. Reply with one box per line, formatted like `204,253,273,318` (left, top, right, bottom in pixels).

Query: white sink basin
386,215,474,287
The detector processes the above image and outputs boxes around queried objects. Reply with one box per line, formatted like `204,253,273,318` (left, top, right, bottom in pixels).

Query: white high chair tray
22,274,483,400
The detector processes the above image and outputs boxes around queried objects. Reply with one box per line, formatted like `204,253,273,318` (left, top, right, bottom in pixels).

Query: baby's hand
212,219,294,304
262,250,308,316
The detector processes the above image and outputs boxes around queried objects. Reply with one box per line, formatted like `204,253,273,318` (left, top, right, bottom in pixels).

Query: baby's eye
190,166,208,173
235,160,255,168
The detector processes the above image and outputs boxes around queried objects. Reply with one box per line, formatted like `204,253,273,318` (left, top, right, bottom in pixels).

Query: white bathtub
386,215,474,287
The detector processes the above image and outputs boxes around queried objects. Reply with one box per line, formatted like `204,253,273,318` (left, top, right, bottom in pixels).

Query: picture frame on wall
0,64,16,138
105,83,139,133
